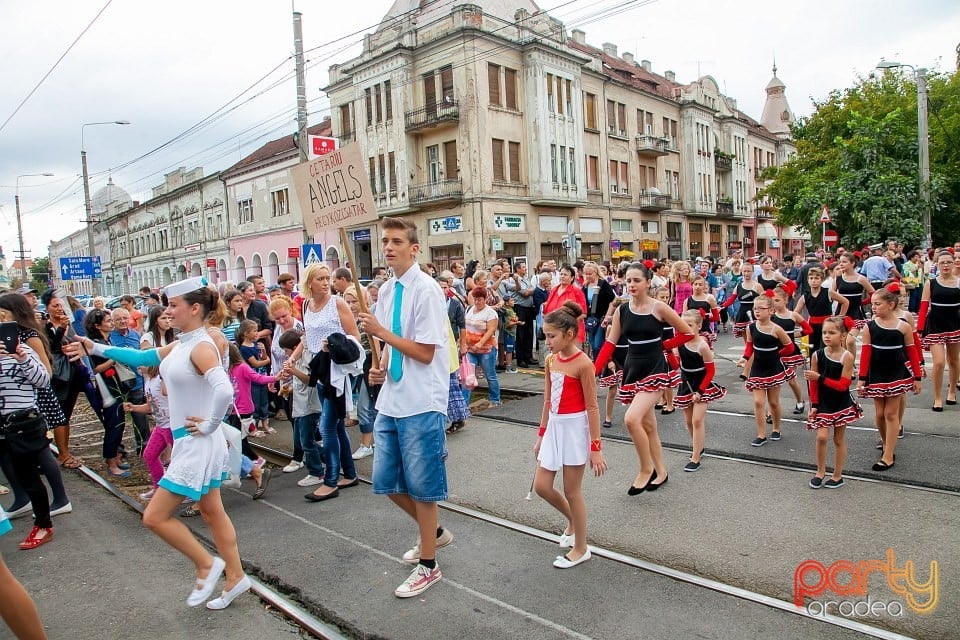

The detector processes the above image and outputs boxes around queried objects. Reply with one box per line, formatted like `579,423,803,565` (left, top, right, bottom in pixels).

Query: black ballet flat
946,399,957,406
647,474,669,491
654,404,664,410
872,460,895,471
932,406,944,412
660,407,676,415
627,484,645,496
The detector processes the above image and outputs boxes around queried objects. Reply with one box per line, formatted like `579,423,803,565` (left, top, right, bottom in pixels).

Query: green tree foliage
760,69,958,248
29,257,50,291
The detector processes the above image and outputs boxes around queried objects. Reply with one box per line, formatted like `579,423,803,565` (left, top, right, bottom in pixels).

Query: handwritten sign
291,142,379,235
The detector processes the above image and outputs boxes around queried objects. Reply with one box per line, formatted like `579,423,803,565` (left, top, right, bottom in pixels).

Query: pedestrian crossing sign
302,244,323,267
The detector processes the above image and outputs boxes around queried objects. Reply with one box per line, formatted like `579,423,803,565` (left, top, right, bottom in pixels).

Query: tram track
67,451,352,640
247,440,915,640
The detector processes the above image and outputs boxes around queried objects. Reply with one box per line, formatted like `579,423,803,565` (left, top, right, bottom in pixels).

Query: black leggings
0,442,51,528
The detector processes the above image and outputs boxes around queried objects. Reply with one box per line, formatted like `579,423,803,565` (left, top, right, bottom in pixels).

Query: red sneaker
19,526,53,550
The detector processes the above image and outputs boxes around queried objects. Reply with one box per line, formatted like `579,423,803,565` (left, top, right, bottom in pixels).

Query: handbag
459,355,478,390
52,352,73,384
0,409,49,455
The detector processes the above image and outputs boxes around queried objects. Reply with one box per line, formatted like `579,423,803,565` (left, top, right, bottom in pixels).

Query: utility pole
82,149,99,296
916,68,931,251
293,10,309,164
15,172,53,286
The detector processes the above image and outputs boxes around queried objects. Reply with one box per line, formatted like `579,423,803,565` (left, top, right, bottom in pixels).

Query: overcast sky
1,0,956,263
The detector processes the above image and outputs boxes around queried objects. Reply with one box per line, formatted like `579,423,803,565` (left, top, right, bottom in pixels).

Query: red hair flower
763,289,776,298
887,282,901,294
643,260,655,269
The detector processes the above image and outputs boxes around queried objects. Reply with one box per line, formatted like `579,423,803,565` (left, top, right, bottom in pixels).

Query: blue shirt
861,255,893,282
109,328,144,390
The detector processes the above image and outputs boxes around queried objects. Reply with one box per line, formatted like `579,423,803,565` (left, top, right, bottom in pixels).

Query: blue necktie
390,282,404,381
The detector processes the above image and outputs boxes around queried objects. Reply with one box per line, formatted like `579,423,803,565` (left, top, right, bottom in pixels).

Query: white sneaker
50,503,73,517
297,474,323,487
402,528,454,564
394,563,442,598
282,460,304,473
352,445,374,460
206,574,252,610
6,503,32,519
139,489,156,501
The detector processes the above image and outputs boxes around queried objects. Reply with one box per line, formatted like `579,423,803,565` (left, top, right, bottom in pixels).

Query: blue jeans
101,402,126,460
318,392,356,488
251,383,269,420
909,286,922,313
293,413,324,477
587,321,606,357
356,378,377,435
462,347,500,405
372,412,448,502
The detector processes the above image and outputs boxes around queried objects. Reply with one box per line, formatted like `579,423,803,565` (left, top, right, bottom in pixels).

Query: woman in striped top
221,290,244,343
0,336,55,550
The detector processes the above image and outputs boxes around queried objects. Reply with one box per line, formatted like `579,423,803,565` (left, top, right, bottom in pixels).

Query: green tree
29,257,50,291
760,69,958,248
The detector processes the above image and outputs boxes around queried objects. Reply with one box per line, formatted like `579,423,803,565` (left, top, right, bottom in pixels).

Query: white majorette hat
163,276,209,300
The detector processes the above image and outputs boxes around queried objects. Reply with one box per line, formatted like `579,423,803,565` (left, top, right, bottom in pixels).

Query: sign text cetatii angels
290,142,379,235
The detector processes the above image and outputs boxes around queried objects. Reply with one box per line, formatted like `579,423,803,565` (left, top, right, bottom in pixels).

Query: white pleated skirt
537,411,589,471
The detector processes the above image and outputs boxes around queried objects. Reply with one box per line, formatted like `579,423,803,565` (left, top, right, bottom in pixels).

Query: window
271,189,289,217
374,84,383,123
216,214,223,238
559,146,567,184
586,155,599,190
612,218,632,232
584,92,597,130
364,88,373,127
508,141,520,183
667,222,682,241
617,103,626,136
444,141,458,179
606,100,616,133
440,66,454,103
237,198,254,224
551,145,558,183
547,74,555,111
388,151,397,194
423,72,436,110
378,154,386,194
384,80,392,121
504,68,517,110
492,139,505,181
431,245,464,273
727,225,739,242
427,145,441,183
607,100,626,136
339,104,353,138
640,220,659,234
619,162,629,194
568,148,576,187
565,79,572,115
488,63,501,106
369,157,378,194
609,160,618,193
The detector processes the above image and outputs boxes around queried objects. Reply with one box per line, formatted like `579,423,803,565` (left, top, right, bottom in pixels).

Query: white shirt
375,265,450,417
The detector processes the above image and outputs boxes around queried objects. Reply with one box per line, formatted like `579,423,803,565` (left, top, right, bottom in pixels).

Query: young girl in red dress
673,310,725,472
534,302,606,569
771,283,811,415
804,316,862,489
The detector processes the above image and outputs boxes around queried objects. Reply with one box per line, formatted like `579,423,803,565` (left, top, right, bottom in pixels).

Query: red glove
710,308,720,323
665,351,680,370
823,376,852,392
798,320,813,336
844,316,856,331
721,294,737,309
862,291,873,305
662,332,695,351
808,379,819,407
858,344,872,381
742,342,754,359
778,342,796,358
594,341,616,376
699,361,716,391
917,300,929,333
908,339,923,379
698,307,708,319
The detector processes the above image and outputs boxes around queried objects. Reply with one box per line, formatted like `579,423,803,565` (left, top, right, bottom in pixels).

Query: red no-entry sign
824,230,839,247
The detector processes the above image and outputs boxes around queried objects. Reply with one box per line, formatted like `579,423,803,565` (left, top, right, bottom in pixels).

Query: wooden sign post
290,142,381,361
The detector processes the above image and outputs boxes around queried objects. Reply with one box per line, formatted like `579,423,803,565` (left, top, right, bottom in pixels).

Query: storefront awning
755,222,778,239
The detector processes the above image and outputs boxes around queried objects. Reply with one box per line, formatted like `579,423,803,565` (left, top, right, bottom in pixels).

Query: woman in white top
140,305,175,348
299,264,363,501
67,278,249,610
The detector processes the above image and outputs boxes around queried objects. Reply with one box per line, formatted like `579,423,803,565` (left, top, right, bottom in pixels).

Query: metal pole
293,11,308,164
14,193,26,280
916,68,931,250
82,149,100,296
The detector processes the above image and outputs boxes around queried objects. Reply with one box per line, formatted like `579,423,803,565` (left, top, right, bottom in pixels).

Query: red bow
763,289,776,298
643,260,655,269
887,282,901,294
782,280,798,296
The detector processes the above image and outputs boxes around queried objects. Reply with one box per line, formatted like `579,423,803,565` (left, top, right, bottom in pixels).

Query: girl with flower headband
66,276,250,610
858,283,923,471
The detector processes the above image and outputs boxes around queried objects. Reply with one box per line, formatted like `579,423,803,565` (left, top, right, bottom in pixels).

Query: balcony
715,153,733,172
409,179,462,207
716,200,735,217
638,190,672,212
405,99,459,131
635,134,670,157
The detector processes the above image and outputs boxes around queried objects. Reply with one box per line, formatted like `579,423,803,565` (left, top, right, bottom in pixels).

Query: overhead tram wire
0,0,114,136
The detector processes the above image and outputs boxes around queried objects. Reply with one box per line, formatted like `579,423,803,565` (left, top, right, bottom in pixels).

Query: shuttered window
388,152,397,194
488,64,501,106
584,93,596,129
384,81,392,120
424,73,436,107
508,142,520,182
369,157,377,194
440,66,454,101
444,141,458,177
492,139,505,181
504,68,517,109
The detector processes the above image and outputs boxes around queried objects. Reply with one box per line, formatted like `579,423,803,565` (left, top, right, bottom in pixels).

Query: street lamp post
876,60,931,250
14,172,55,285
82,120,130,296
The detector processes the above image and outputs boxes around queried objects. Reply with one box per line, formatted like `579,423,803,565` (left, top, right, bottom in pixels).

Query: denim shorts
372,412,448,502
503,334,516,354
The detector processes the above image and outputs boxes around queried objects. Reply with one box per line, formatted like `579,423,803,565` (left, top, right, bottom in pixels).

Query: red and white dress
537,351,600,471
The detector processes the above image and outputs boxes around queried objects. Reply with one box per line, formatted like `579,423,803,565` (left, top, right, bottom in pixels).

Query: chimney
571,28,586,44
641,59,652,72
602,42,617,57
665,70,676,82
622,52,635,65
